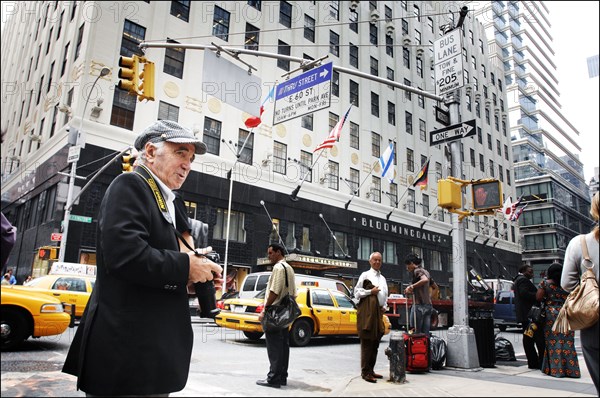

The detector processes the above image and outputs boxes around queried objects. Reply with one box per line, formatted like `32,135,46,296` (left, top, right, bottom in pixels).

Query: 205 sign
434,56,464,96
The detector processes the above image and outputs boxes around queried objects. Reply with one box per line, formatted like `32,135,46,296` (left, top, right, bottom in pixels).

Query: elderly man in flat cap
63,120,222,397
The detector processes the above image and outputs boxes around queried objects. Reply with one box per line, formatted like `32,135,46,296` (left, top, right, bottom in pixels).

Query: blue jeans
410,304,433,335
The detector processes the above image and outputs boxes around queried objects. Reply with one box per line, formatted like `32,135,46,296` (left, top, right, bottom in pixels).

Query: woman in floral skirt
536,262,580,378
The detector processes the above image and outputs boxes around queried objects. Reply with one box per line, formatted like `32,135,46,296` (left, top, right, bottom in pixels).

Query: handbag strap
580,235,593,270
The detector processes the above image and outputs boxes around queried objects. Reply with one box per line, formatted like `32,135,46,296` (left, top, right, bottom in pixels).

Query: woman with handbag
562,192,599,394
536,263,580,378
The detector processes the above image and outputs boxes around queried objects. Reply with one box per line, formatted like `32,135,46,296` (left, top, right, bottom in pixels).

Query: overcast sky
548,1,599,183
1,2,598,182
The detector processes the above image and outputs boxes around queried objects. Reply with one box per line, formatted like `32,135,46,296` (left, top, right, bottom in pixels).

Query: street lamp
58,67,110,263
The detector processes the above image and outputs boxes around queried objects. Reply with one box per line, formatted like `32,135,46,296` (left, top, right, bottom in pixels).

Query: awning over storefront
257,253,358,271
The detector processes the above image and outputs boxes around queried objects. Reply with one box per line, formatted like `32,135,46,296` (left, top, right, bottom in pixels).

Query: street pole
58,67,110,263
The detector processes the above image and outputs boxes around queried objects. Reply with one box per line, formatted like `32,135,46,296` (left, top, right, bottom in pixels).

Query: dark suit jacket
62,170,192,396
513,274,539,324
356,280,384,340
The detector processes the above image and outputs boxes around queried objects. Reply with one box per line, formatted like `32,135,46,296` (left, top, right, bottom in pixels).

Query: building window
158,101,179,122
407,189,415,213
385,100,396,126
487,133,492,150
214,208,246,242
358,237,373,261
60,43,69,77
238,129,254,165
330,231,348,258
330,0,339,20
386,35,393,57
466,94,471,111
407,149,414,172
328,161,339,190
405,111,413,135
244,23,260,50
349,80,359,106
350,122,359,149
403,47,410,69
416,57,423,78
470,148,476,167
389,182,398,206
371,92,379,117
170,0,190,22
504,145,509,160
277,40,290,71
477,126,482,143
75,24,85,59
413,4,420,22
371,176,381,202
329,30,340,57
499,165,504,182
121,20,145,57
387,67,395,89
248,1,261,11
370,56,378,76
300,150,312,183
349,168,360,196
369,23,378,46
332,71,339,96
212,6,230,41
301,113,313,130
402,18,408,35
164,39,185,78
329,112,338,131
418,89,424,108
404,79,412,101
419,119,426,141
479,154,485,172
110,89,136,130
203,117,221,155
349,9,358,33
273,141,287,174
489,160,495,177
371,132,381,158
383,241,396,264
304,14,315,42
349,44,358,68
280,1,292,28
423,193,430,216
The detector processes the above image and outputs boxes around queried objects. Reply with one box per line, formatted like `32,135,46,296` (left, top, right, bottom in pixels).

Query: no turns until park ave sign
273,62,332,125
430,119,477,146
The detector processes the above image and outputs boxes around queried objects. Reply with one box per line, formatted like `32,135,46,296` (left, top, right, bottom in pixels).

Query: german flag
412,159,429,190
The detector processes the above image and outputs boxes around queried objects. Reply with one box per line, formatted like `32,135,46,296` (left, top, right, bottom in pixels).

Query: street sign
273,62,333,125
51,233,62,241
67,145,81,163
69,214,92,223
435,106,451,126
433,29,464,96
430,119,477,146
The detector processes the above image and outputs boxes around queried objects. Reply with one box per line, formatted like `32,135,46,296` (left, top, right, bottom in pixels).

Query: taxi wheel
290,319,312,347
1,309,28,351
243,331,264,340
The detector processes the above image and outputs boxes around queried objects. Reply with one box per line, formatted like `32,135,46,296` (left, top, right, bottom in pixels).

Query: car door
50,277,89,317
310,289,341,335
331,291,357,334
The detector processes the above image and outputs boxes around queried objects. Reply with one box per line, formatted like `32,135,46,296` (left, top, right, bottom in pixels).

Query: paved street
1,320,597,397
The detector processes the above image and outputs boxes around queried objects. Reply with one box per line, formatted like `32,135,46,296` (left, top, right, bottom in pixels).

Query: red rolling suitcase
404,296,430,372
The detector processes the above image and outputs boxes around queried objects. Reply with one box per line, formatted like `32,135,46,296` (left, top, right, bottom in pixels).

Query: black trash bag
430,335,447,370
494,336,516,361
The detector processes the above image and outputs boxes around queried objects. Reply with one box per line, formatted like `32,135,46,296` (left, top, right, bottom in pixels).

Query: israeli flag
379,142,395,182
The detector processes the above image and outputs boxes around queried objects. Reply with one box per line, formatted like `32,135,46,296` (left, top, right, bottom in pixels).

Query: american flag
314,105,352,152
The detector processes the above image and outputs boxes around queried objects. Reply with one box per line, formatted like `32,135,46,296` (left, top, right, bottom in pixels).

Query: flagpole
419,204,439,229
290,149,325,201
319,213,348,257
344,162,376,210
223,128,253,294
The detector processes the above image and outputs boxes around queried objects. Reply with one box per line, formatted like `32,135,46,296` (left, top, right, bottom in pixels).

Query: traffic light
438,179,462,209
138,61,155,101
49,247,58,260
471,180,502,210
118,55,140,95
122,153,134,173
39,248,49,259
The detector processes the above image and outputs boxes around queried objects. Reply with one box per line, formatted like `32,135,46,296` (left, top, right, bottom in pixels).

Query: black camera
194,251,221,319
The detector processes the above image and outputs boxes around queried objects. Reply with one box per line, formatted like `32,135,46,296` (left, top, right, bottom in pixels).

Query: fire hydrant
384,331,406,383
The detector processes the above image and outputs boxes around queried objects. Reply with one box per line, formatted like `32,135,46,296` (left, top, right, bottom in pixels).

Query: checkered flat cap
134,120,207,155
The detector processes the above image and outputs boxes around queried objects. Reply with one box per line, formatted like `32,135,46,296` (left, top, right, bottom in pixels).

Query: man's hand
371,286,381,295
188,251,222,283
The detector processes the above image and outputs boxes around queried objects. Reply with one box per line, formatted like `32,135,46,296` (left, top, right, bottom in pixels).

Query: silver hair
138,141,165,164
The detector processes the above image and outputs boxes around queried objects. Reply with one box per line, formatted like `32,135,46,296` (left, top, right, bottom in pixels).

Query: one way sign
429,119,477,146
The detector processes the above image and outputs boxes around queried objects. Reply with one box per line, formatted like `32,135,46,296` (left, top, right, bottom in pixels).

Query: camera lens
195,280,220,319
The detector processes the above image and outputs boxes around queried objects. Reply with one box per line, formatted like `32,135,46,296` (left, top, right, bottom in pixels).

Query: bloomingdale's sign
359,216,448,244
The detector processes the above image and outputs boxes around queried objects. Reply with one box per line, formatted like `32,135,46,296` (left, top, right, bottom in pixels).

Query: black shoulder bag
261,264,301,333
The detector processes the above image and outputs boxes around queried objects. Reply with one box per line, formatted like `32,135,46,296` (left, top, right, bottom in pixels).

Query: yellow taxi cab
1,285,73,350
215,286,391,347
23,273,95,318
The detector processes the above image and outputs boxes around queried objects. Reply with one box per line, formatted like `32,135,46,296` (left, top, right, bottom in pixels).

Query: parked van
238,272,352,299
493,290,521,331
471,278,513,298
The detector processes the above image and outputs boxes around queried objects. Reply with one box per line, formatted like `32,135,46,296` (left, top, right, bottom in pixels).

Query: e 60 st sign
433,29,465,96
